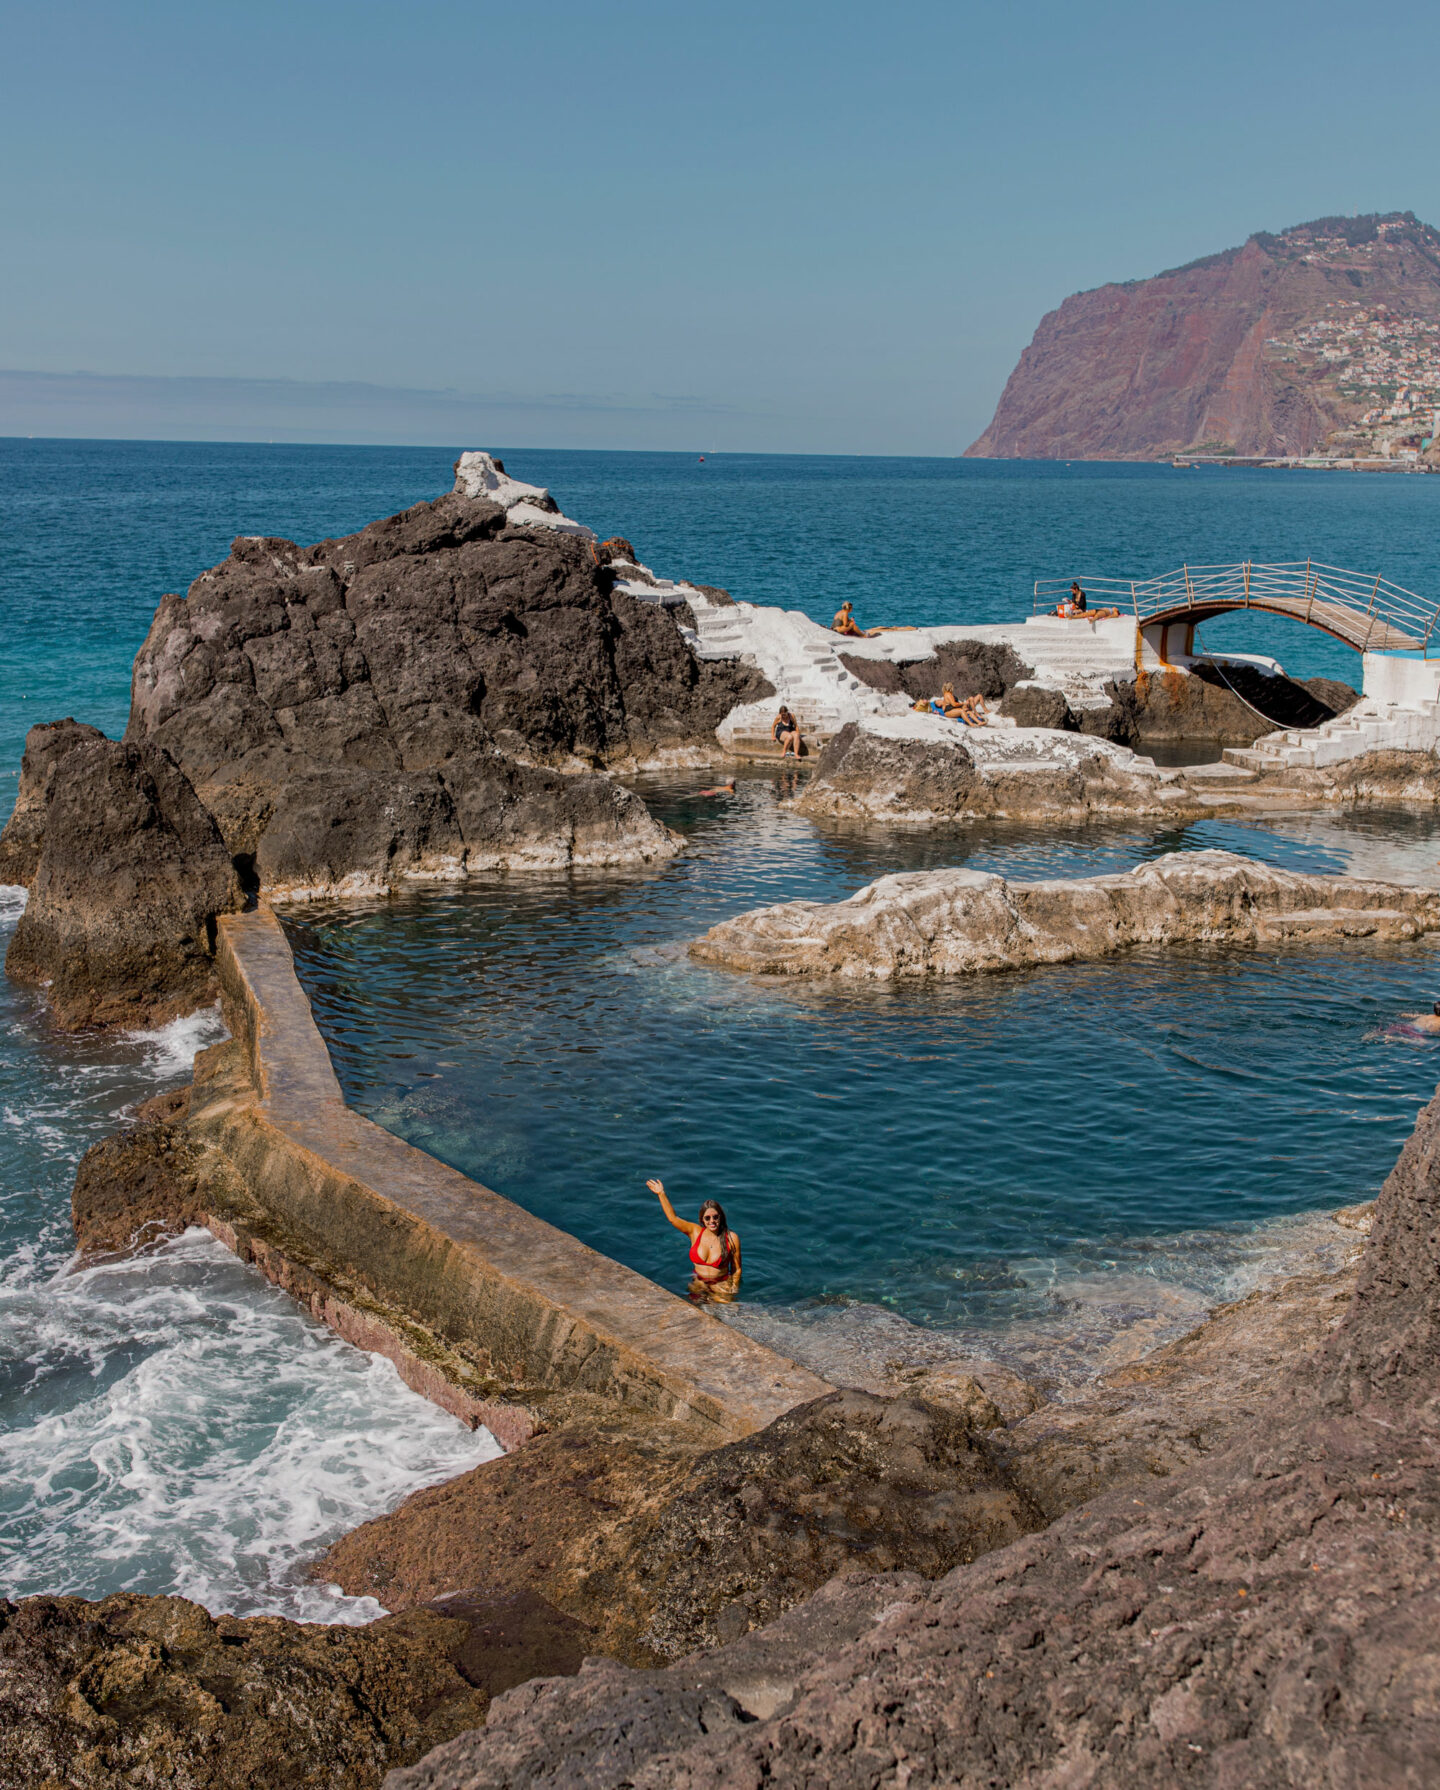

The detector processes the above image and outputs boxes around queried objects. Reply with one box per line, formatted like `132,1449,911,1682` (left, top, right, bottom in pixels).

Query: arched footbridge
1034,561,1440,656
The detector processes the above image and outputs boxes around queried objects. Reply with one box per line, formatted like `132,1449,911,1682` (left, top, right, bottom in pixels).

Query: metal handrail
1032,561,1440,654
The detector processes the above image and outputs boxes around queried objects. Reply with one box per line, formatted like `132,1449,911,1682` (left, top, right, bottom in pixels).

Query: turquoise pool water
285,782,1440,1338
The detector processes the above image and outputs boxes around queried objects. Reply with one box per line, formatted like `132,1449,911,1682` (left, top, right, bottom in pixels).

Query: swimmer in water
646,1178,741,1301
697,779,737,796
1400,1001,1440,1035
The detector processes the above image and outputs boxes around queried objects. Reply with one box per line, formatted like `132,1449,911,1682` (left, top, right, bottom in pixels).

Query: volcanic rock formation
692,848,1440,978
0,458,776,1025
122,469,762,891
4,722,243,1030
790,718,1193,828
968,211,1440,460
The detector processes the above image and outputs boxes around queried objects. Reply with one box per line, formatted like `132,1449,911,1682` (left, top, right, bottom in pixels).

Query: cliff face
967,212,1440,460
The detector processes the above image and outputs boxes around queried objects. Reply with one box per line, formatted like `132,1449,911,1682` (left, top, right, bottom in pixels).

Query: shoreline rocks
692,847,1440,978
4,725,243,1030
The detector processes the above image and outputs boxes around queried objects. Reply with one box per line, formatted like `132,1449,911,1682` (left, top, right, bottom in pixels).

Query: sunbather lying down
913,685,989,725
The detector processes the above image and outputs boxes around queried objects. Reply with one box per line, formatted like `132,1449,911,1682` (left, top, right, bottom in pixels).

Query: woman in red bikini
645,1178,741,1302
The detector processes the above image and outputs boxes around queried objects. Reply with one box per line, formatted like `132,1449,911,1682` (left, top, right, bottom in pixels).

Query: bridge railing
1033,561,1440,653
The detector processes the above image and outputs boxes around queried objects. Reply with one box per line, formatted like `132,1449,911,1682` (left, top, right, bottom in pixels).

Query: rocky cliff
968,211,1440,460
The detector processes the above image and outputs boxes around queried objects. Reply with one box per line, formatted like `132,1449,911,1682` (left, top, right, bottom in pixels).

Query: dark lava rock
71,1088,207,1255
1107,665,1361,747
123,487,765,877
0,718,106,886
4,729,242,1031
377,1065,1440,1789
999,683,1077,730
840,640,1034,703
0,1591,491,1790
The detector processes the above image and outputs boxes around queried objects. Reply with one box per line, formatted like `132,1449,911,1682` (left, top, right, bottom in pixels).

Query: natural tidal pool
286,778,1440,1374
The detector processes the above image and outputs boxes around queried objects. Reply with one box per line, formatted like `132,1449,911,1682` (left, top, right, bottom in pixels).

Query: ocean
2,437,1439,1617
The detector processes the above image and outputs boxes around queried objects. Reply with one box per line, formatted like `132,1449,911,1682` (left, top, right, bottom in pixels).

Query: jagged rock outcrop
968,211,1440,460
121,470,763,891
4,726,243,1030
692,849,1440,978
2,460,775,1021
380,1062,1440,1789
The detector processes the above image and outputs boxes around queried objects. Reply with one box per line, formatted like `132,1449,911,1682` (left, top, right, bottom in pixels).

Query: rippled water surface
287,783,1440,1339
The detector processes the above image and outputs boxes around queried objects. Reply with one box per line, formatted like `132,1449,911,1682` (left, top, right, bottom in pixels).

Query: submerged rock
4,727,243,1030
692,847,1440,978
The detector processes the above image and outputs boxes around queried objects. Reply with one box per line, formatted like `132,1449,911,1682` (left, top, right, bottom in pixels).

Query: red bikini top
690,1229,734,1274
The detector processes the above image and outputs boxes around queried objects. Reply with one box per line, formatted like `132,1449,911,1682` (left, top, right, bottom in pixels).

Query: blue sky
4,0,1440,453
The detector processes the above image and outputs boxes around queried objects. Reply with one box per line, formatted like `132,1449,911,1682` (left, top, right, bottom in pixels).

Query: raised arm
646,1178,698,1239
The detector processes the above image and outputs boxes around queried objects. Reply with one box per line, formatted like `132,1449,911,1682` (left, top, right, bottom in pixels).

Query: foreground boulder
382,1065,1440,1788
325,1390,1042,1667
4,725,242,1029
0,1590,540,1790
692,847,1440,978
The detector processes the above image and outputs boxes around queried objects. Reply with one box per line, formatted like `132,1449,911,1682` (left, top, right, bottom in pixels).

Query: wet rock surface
380,1076,1440,1789
693,847,1440,978
3,726,243,1030
70,1087,207,1254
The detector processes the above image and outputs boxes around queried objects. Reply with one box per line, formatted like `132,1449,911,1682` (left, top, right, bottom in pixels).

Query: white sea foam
122,1003,229,1080
0,1229,500,1622
0,884,27,920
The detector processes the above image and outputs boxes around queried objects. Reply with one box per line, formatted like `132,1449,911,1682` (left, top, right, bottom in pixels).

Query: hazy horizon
6,1,1440,453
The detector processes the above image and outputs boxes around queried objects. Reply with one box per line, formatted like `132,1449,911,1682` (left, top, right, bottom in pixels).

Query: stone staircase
1223,699,1440,771
682,594,892,749
975,616,1136,711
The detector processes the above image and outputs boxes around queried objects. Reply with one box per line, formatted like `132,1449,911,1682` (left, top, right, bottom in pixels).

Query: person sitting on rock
773,706,804,756
957,693,990,726
928,684,966,719
646,1179,741,1302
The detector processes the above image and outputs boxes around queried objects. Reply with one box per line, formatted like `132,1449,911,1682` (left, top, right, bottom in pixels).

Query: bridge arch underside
1142,598,1419,656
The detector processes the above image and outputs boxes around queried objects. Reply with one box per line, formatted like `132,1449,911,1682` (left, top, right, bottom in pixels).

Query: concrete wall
1361,652,1440,709
190,906,830,1445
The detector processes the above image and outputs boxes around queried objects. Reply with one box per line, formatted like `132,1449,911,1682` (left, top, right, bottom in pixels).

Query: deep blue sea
3,437,1440,1611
